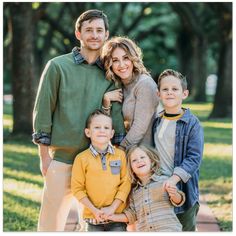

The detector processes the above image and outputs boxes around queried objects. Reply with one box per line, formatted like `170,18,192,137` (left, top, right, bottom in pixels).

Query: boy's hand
163,182,183,205
92,208,105,223
101,205,116,220
101,199,122,220
162,175,180,189
164,184,178,199
106,213,116,221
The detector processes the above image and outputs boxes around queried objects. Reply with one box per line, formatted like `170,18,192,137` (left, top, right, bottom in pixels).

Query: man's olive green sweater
33,52,125,164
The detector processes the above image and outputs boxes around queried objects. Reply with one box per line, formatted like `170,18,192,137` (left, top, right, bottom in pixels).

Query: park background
3,1,232,231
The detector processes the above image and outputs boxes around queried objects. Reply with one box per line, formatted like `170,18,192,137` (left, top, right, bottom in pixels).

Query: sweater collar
156,108,191,123
89,143,115,157
72,47,104,70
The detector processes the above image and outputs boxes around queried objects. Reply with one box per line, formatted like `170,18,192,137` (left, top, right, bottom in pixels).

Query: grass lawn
185,102,232,231
3,102,232,231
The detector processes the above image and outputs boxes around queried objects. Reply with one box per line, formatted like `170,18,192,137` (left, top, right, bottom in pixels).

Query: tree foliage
3,2,232,134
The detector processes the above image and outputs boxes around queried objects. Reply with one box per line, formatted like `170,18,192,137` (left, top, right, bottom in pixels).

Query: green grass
3,103,232,231
3,138,42,231
184,103,232,231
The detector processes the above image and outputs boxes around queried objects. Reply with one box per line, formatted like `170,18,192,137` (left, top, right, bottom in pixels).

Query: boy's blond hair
158,69,187,91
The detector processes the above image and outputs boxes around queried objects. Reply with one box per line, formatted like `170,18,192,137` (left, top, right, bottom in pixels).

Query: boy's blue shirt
152,108,204,214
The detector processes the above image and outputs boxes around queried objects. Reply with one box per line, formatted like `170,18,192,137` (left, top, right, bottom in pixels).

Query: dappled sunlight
200,156,232,180
3,119,13,127
185,103,213,111
203,126,232,144
203,121,232,129
4,155,40,173
3,192,39,231
200,178,232,194
183,103,212,120
4,143,38,155
204,143,232,157
4,167,43,187
4,179,42,203
3,101,232,231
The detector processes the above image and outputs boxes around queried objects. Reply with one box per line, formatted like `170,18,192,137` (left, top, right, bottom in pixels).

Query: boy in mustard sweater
71,109,131,231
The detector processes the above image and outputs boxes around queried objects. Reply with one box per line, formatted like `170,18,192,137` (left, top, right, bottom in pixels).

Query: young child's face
85,114,114,147
130,148,152,179
158,75,189,113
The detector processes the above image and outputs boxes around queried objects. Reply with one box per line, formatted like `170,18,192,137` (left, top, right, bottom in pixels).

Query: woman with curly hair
100,36,159,150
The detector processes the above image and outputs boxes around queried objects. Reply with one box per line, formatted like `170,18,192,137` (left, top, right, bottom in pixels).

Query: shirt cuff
112,133,126,145
115,191,129,203
119,137,133,150
173,167,191,183
74,191,88,202
170,190,186,207
32,132,51,145
123,209,136,224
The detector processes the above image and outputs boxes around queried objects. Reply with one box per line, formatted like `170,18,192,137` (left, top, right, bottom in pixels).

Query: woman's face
111,47,134,82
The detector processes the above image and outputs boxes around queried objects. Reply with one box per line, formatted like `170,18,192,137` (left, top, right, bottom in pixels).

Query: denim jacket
152,108,204,214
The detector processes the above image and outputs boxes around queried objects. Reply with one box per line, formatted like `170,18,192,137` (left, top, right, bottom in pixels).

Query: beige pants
38,160,75,231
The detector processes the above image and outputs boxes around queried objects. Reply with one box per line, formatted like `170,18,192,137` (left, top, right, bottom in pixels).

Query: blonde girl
107,145,185,232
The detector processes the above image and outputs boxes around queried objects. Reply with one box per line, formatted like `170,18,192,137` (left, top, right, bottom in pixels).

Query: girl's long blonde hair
101,36,150,86
126,144,162,185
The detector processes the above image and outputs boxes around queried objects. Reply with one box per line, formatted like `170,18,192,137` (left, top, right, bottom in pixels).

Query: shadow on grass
207,198,232,206
3,209,37,231
204,127,232,145
4,133,33,145
3,192,39,231
3,173,43,188
200,158,232,181
4,150,40,176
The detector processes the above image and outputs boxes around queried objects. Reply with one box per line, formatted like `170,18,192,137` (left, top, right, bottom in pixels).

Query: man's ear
75,30,81,41
157,89,161,98
105,31,109,41
182,89,189,100
84,128,91,138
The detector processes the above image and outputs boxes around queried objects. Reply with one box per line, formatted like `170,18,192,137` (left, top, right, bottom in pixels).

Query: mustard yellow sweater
71,147,131,219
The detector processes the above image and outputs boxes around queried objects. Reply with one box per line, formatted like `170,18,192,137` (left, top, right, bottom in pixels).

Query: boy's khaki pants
37,160,77,231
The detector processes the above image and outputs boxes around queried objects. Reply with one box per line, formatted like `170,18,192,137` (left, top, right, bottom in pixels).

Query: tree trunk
193,36,207,102
171,3,208,101
177,29,194,93
209,3,232,118
9,3,36,134
209,40,232,118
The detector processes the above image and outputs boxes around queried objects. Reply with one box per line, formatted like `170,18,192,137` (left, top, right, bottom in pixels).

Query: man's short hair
75,9,109,32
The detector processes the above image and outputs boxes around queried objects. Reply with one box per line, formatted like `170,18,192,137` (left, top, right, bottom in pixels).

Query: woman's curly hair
101,36,150,86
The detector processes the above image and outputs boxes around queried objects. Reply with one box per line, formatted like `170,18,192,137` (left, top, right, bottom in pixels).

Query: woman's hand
103,89,123,108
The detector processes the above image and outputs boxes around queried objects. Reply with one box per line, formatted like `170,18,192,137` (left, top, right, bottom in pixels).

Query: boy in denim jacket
71,109,131,231
152,69,204,231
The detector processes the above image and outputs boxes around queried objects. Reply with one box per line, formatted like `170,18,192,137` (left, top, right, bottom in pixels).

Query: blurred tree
8,3,36,134
3,2,232,135
170,3,209,102
209,3,232,118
